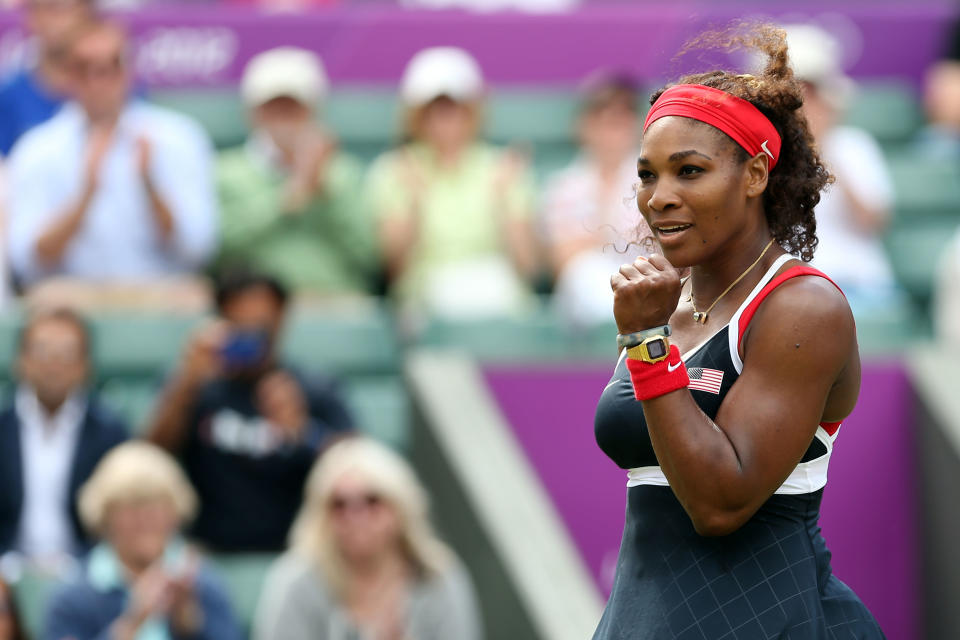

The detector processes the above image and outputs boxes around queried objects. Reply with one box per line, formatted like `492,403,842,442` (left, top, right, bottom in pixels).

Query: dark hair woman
593,26,885,638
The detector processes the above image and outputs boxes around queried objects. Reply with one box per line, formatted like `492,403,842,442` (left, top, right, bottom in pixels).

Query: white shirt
5,100,218,284
15,385,87,560
811,126,895,291
540,152,649,325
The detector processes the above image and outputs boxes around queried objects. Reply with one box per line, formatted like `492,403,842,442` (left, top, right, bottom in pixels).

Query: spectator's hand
397,148,428,214
180,322,228,387
168,552,204,634
135,136,153,181
491,146,530,211
281,126,336,214
84,123,115,190
256,370,309,442
360,579,409,640
118,565,175,634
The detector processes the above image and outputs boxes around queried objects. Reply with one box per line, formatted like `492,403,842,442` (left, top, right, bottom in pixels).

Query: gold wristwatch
618,324,672,364
626,334,671,363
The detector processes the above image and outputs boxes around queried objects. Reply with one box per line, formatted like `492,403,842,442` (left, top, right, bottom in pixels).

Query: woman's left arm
613,257,859,537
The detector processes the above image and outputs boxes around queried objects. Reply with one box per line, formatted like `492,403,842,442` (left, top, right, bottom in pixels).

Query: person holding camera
145,270,354,552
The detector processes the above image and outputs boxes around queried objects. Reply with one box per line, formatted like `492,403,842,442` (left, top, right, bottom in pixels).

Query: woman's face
419,97,475,150
579,101,638,161
327,473,401,564
104,498,178,571
636,116,764,267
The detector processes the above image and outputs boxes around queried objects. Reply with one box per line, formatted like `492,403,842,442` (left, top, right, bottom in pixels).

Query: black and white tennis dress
593,255,884,640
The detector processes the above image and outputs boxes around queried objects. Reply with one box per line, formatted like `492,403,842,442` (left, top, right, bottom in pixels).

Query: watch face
647,338,667,359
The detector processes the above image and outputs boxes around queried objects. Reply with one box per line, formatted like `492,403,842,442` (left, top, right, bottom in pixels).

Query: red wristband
625,344,689,401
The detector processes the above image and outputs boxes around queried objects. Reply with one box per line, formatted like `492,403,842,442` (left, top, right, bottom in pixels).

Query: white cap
783,24,856,110
241,47,328,108
400,47,484,106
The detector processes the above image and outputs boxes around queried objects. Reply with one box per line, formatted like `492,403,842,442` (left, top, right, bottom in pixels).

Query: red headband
643,84,781,170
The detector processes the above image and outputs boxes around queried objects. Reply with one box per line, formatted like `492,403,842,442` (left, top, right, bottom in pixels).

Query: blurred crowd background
0,0,958,638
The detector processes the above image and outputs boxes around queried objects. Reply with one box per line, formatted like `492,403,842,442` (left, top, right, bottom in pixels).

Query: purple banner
485,360,919,640
0,3,955,88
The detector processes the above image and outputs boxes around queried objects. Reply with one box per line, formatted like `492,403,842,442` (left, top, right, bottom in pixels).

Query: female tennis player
593,26,885,639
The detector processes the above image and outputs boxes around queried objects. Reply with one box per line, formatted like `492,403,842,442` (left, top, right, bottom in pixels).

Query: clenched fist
611,254,682,334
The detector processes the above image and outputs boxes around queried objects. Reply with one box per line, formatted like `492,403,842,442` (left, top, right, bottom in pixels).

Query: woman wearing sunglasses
254,437,481,640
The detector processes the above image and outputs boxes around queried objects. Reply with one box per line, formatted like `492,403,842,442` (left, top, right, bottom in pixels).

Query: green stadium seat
885,218,957,305
10,566,63,639
843,81,923,145
89,313,201,378
281,303,401,377
96,377,163,432
208,553,277,634
417,305,620,363
887,153,960,221
485,90,579,144
151,90,248,149
853,297,928,353
344,375,411,450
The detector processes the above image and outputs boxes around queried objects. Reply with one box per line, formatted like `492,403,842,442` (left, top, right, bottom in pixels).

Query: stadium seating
208,553,277,635
841,80,924,146
885,151,960,307
0,303,409,440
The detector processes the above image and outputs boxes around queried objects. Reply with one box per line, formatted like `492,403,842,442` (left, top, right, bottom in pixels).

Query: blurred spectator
216,48,375,297
0,0,93,156
5,19,217,288
785,24,899,308
146,270,354,552
42,441,242,640
0,160,11,309
0,308,127,565
0,576,26,640
366,47,538,319
541,73,650,327
915,19,960,159
254,437,481,640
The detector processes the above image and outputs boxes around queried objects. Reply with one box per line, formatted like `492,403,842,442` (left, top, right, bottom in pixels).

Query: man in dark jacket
146,270,354,552
0,308,127,561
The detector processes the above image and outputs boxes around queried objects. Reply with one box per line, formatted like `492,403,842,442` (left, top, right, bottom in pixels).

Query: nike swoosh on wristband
667,361,683,372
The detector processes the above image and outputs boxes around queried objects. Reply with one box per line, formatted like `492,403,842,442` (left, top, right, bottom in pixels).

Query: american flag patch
688,367,724,394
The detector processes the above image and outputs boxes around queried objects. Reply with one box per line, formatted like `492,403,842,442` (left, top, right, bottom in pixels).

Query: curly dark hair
648,24,833,262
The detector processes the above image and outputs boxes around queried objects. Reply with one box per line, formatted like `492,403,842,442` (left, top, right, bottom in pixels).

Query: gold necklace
685,238,776,324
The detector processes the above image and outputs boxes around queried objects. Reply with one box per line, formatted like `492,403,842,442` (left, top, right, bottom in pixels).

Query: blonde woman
254,437,481,640
42,442,241,640
366,46,538,319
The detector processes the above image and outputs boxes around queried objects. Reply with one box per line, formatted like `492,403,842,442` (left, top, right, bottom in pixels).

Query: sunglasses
71,54,125,79
328,492,383,514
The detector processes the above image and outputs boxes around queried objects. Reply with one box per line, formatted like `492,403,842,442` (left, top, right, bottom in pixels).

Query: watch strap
617,324,672,349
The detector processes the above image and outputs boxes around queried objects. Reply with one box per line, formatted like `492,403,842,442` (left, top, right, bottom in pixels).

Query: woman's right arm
145,323,225,451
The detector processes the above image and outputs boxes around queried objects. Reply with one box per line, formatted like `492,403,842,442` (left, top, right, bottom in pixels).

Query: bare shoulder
757,269,853,328
743,270,857,366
